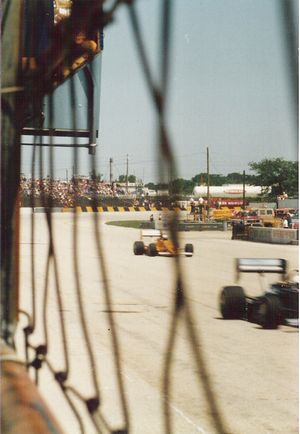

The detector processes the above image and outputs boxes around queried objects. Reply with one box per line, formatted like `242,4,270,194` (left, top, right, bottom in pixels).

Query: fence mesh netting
1,1,297,433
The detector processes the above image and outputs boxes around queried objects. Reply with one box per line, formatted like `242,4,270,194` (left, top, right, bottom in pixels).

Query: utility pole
242,170,246,210
126,154,129,194
66,169,68,181
207,147,210,221
109,157,113,185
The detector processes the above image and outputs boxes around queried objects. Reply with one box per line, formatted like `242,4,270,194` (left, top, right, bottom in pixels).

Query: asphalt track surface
17,210,298,434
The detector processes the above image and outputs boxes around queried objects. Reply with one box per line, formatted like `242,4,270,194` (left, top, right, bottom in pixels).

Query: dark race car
219,258,299,329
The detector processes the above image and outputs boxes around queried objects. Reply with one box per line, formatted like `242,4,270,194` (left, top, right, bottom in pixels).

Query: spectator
20,176,117,207
283,215,289,229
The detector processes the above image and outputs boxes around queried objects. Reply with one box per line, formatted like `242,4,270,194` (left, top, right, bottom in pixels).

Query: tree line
142,158,298,198
116,159,298,198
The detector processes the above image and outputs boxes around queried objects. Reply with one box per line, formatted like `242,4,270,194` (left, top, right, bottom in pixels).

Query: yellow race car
133,230,194,257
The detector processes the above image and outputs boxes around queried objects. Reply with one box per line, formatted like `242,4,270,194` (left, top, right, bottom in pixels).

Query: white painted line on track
122,371,208,433
168,403,208,434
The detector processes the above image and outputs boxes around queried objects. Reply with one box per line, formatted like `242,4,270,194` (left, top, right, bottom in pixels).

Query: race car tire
185,244,194,256
220,286,246,319
246,301,256,323
133,241,145,255
148,243,157,256
258,294,281,329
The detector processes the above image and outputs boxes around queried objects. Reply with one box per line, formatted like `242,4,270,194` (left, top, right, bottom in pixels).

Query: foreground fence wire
1,1,297,433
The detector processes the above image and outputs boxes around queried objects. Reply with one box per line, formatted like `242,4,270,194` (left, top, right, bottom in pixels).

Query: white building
193,184,270,198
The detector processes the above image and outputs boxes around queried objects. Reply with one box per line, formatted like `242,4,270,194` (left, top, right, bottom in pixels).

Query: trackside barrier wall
33,206,183,212
248,227,298,244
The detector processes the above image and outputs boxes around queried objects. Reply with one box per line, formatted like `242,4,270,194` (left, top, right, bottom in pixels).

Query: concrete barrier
178,222,226,231
33,207,62,213
248,227,298,245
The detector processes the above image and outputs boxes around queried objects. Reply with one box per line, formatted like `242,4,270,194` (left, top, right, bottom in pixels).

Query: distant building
157,189,168,196
193,184,270,198
116,182,138,194
145,189,157,196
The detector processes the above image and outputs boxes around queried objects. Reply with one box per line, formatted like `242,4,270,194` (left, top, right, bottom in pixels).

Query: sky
21,0,298,183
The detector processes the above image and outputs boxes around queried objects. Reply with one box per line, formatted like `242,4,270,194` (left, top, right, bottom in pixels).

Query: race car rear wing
141,229,162,238
236,258,287,280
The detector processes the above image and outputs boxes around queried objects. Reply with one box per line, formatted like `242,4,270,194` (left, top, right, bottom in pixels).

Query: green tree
249,158,298,197
226,172,244,184
210,174,227,186
192,173,227,186
182,179,194,194
118,174,136,183
225,172,258,184
145,182,156,190
191,173,208,185
169,178,193,195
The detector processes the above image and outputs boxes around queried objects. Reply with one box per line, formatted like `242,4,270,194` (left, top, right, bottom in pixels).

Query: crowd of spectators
20,177,126,207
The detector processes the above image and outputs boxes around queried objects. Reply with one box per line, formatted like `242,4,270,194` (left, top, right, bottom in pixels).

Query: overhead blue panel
43,53,102,147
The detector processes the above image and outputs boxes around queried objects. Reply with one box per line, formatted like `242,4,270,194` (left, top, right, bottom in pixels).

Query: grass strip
106,220,144,229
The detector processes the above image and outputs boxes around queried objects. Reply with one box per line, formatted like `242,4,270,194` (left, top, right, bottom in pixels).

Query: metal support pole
207,147,210,221
126,154,129,194
1,0,23,344
109,158,113,185
242,170,246,210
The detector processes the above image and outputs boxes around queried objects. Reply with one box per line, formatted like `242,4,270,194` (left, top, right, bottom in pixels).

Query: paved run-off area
16,210,298,434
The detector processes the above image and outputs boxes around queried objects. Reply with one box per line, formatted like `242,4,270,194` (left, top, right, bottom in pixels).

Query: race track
17,210,298,434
